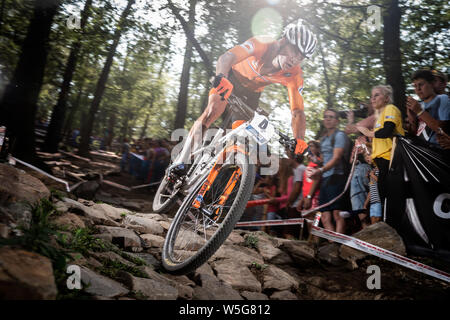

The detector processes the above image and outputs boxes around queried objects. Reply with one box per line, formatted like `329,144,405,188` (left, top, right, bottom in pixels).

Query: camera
338,103,368,119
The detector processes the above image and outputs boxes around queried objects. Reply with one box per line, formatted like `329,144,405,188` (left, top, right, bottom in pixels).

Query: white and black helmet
283,19,317,59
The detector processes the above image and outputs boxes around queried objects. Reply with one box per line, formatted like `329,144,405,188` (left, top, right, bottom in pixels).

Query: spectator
275,158,296,239
297,140,321,212
120,138,130,172
309,109,351,234
344,103,376,135
150,139,170,183
364,153,382,224
277,152,305,238
406,69,450,152
240,164,268,231
357,85,404,204
263,175,282,236
432,69,448,95
350,139,372,229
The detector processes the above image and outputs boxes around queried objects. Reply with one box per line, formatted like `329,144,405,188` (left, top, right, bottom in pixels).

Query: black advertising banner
386,137,450,261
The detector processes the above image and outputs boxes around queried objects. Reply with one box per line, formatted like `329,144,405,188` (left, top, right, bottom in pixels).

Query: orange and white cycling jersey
228,36,305,111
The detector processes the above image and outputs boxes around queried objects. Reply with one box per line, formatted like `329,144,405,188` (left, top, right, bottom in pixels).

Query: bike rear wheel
152,172,179,213
162,150,255,274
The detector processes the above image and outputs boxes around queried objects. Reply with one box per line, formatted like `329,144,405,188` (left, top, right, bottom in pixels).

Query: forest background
0,0,448,162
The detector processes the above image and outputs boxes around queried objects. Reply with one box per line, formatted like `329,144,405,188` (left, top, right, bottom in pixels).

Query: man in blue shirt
309,109,351,234
407,69,450,150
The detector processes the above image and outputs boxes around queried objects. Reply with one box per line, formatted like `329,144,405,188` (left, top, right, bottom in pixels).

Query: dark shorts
319,174,350,212
227,70,261,123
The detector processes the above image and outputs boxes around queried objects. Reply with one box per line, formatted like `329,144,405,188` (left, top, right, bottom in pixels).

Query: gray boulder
80,266,129,298
339,222,407,264
0,247,57,299
0,163,50,207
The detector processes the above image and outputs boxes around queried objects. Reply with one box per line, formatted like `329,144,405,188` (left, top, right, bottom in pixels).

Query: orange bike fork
192,145,246,211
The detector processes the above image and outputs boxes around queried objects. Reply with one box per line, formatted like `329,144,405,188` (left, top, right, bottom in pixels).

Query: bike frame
171,93,278,197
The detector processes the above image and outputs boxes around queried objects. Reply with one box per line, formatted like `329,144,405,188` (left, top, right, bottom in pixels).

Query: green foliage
59,227,108,256
244,234,259,250
98,259,149,280
251,262,268,271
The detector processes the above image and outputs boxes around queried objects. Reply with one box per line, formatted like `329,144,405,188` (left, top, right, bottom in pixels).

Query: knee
292,109,304,119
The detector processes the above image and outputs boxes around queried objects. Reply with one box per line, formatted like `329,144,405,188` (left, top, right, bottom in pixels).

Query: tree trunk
167,0,213,77
383,0,406,115
78,0,134,157
43,0,92,153
0,0,60,163
62,75,85,142
173,0,197,130
105,113,115,148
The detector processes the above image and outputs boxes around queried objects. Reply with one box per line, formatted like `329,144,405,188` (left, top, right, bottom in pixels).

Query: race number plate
245,114,275,144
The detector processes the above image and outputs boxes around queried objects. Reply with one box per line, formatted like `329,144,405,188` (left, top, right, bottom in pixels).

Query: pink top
278,176,294,210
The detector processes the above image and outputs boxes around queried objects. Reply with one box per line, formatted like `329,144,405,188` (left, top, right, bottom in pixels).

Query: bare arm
216,52,237,77
357,126,375,138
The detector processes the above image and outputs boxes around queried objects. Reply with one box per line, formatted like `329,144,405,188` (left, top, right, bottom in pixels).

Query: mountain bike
153,93,296,274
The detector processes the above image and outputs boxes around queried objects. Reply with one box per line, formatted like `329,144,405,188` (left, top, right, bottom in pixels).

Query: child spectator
364,163,382,224
350,137,372,229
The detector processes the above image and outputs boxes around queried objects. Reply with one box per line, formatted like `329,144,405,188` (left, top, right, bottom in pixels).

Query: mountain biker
171,19,317,176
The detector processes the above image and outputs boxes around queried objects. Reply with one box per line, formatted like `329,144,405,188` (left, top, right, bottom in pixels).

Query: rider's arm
286,77,306,140
216,52,237,77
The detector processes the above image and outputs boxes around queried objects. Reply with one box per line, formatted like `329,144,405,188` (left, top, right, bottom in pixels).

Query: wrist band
416,109,425,117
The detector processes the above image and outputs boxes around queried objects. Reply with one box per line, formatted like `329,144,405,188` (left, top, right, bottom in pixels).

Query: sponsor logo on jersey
240,41,254,54
385,115,395,119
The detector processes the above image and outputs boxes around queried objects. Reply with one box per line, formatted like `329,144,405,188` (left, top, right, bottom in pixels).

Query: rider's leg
176,93,228,164
291,108,306,140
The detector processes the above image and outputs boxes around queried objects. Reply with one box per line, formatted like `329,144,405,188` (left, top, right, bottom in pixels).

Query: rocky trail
0,151,449,300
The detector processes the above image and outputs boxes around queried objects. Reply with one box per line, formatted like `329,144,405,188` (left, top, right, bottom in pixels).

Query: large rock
280,240,317,265
210,245,264,267
138,266,194,300
0,163,50,207
0,247,57,299
63,197,117,226
123,215,164,235
125,252,161,269
212,259,262,292
73,180,100,200
193,274,243,300
257,237,293,265
317,243,347,266
92,203,131,222
96,225,142,249
339,222,407,264
262,265,299,292
117,271,178,300
52,212,86,231
241,291,269,300
269,290,298,300
140,234,165,248
80,266,129,298
90,251,136,267
4,202,33,229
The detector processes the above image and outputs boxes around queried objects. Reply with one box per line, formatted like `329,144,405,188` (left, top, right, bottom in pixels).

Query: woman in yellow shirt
357,85,404,204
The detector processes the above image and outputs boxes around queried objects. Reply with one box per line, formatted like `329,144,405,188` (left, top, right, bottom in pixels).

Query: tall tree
383,0,406,114
43,0,93,153
0,0,60,163
78,0,135,157
173,0,197,130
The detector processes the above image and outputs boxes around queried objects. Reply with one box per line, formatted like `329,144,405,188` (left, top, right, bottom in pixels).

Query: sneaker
339,211,351,218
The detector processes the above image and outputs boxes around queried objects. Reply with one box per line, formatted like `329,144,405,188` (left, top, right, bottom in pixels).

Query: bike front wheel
162,150,255,274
